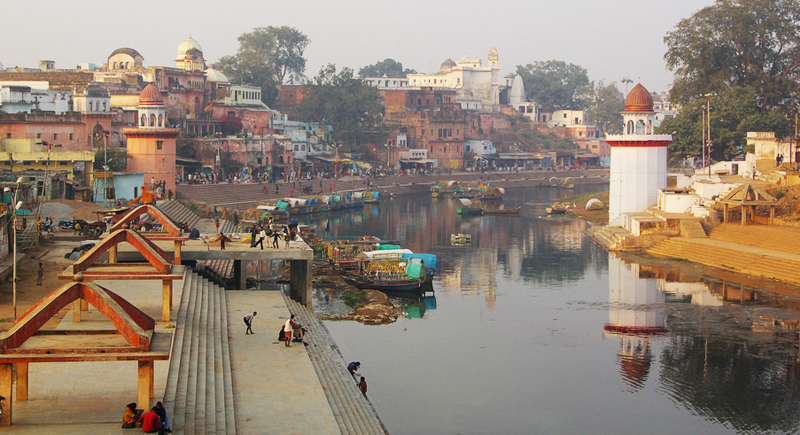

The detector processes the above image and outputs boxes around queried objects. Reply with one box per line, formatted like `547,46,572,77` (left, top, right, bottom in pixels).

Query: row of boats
247,191,381,221
321,237,436,295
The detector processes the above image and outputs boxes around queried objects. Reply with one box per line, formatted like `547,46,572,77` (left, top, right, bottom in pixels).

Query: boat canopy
402,253,437,270
376,244,402,250
359,249,414,261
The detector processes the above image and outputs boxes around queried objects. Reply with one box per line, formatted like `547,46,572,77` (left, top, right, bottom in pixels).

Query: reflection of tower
605,254,667,391
605,84,672,225
124,83,179,194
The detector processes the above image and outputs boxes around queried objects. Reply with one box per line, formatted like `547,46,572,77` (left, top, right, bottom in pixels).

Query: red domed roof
139,83,164,106
624,84,654,113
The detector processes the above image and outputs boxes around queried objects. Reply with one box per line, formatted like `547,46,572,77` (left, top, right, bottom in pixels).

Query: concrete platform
226,290,340,435
0,276,183,434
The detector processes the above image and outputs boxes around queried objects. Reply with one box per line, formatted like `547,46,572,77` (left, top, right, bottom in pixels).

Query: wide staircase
163,270,236,435
285,295,387,435
159,200,202,229
646,223,800,285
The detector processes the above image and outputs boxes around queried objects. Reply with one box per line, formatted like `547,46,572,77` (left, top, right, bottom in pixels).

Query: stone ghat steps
162,271,236,435
284,295,387,435
709,223,800,256
647,238,800,285
158,200,201,229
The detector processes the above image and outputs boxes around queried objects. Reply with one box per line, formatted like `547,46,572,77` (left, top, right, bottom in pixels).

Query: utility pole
703,93,715,177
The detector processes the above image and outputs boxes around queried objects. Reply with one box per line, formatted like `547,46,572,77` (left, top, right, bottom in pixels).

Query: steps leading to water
647,237,800,285
163,270,237,435
709,223,800,256
284,295,387,435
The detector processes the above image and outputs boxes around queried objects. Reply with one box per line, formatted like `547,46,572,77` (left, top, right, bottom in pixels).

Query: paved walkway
226,290,340,435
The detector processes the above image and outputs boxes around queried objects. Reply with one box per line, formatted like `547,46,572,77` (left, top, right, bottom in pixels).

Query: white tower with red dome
605,84,672,225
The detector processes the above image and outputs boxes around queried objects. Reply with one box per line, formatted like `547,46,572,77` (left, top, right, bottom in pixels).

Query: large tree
665,0,800,109
583,80,624,135
657,86,788,164
516,60,590,110
358,59,416,78
297,64,385,149
217,26,310,106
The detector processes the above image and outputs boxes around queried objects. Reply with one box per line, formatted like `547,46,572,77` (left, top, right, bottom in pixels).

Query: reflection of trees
659,319,800,432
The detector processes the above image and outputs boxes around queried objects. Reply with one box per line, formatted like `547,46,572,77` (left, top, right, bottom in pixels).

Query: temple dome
624,84,654,113
177,37,203,59
205,68,229,83
440,58,456,71
139,83,164,106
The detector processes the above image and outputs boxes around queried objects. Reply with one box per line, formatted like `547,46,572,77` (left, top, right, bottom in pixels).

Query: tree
657,86,789,164
516,60,590,110
665,0,800,109
217,26,310,106
358,59,417,78
297,64,385,149
583,80,624,135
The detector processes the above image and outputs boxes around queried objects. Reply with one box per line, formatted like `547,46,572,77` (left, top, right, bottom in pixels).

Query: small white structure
605,84,672,225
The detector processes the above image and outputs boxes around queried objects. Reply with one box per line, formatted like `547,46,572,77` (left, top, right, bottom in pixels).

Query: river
298,185,800,435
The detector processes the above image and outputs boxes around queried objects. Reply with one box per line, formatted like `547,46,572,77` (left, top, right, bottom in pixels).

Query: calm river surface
301,184,800,435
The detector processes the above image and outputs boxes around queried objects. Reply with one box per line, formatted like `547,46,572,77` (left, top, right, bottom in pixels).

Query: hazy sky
3,0,715,94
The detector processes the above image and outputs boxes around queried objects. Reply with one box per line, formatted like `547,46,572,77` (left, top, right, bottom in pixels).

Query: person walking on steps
358,376,368,396
348,361,361,376
284,314,295,347
244,311,257,335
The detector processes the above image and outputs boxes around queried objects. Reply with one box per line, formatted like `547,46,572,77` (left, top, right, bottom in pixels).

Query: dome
139,83,164,106
177,37,203,59
440,58,456,71
110,47,143,59
205,68,229,83
624,84,654,112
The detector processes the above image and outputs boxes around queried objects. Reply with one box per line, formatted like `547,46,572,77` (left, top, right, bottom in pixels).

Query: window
69,133,73,140
37,133,41,139
156,140,163,150
53,133,57,140
6,133,10,139
141,114,147,126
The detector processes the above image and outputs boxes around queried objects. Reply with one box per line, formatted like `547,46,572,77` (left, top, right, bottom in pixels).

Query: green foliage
92,146,129,171
343,292,366,308
665,0,800,109
516,60,590,110
359,59,416,78
657,86,789,164
297,64,386,148
216,26,310,106
583,80,624,134
775,189,786,200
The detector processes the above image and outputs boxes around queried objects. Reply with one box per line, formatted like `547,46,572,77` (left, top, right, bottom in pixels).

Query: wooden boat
560,177,575,189
482,207,520,215
343,276,425,293
451,233,472,245
481,187,505,201
457,207,483,215
546,201,570,215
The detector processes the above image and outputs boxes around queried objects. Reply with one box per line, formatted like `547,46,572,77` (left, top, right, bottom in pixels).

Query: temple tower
605,84,672,225
124,83,179,194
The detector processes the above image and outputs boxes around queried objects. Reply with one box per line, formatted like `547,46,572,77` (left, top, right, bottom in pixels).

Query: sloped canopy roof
718,183,777,206
0,281,155,353
110,204,183,236
72,229,173,275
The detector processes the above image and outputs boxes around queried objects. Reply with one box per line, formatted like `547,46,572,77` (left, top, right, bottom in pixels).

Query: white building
605,84,672,225
0,85,71,114
363,76,409,90
407,48,501,108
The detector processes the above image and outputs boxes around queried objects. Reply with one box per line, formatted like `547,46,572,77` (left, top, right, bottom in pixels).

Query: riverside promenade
1,268,385,434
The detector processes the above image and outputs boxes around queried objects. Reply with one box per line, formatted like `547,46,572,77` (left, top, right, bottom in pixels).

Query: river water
299,185,800,435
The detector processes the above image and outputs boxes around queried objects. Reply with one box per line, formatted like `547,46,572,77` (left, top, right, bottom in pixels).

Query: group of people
122,401,171,433
250,219,299,250
243,312,306,346
348,361,368,396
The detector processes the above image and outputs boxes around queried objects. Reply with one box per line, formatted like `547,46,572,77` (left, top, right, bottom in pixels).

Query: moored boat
482,207,520,215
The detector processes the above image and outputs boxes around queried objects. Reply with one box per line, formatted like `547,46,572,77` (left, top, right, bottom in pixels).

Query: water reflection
607,253,800,433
